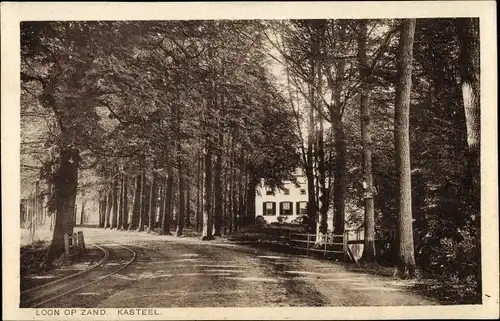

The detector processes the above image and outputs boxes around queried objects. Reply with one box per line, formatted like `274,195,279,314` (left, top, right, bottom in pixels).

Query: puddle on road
27,275,58,279
225,276,280,283
256,255,290,260
180,253,200,257
201,269,245,273
148,274,175,279
75,292,101,296
321,278,372,282
285,270,325,276
176,272,234,277
350,286,401,292
195,265,246,269
171,258,198,262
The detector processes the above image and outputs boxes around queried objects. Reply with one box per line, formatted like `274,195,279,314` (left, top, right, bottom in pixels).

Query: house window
280,201,293,215
297,201,307,215
266,190,274,196
283,188,290,195
300,189,306,195
263,202,276,216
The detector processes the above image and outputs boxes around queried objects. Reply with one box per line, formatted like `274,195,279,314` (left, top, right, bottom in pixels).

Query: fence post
343,231,349,261
64,234,70,264
78,231,86,252
323,235,327,259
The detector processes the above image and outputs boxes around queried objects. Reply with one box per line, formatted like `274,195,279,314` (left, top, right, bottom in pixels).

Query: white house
255,169,309,224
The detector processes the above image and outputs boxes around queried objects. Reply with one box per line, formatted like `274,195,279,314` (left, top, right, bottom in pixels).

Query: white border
1,2,498,320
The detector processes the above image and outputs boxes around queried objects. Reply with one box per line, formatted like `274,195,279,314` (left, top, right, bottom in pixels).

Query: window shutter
279,202,283,215
263,202,266,216
296,202,300,216
272,202,276,215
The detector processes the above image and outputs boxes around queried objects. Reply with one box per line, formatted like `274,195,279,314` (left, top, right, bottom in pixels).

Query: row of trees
21,21,299,267
268,18,480,279
21,19,480,292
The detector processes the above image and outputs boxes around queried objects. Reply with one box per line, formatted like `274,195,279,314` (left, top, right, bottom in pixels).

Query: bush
290,214,308,225
254,215,267,227
416,226,481,303
276,215,289,224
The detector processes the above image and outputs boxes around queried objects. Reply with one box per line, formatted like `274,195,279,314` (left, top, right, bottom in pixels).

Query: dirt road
28,228,436,307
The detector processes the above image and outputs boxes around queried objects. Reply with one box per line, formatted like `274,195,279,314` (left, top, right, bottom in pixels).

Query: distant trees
21,20,299,262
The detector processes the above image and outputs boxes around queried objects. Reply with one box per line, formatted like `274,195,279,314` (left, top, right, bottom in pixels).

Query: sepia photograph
2,2,498,320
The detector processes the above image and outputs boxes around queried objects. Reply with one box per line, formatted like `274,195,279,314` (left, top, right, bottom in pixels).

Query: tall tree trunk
137,170,145,232
143,178,150,229
223,161,229,235
128,174,140,231
186,177,191,228
158,178,165,229
80,200,86,225
315,30,328,237
228,169,233,234
394,19,417,278
230,153,237,233
104,189,112,229
176,166,186,237
110,174,118,229
122,174,129,230
358,20,377,263
246,176,258,225
201,144,214,240
160,163,173,235
148,172,158,233
196,149,202,232
330,57,347,235
458,18,480,207
306,74,318,233
213,132,224,236
117,173,124,230
332,122,347,235
43,147,79,268
98,195,105,228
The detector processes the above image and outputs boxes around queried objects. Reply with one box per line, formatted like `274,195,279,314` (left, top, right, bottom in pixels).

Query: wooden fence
288,232,348,259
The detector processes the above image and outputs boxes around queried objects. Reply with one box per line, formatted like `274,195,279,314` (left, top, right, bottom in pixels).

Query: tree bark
136,170,145,232
213,132,224,236
185,177,191,228
176,166,186,237
98,195,105,228
80,200,86,225
394,19,417,278
128,174,140,230
143,178,150,229
358,20,377,263
246,176,258,225
117,173,124,230
122,174,129,230
110,174,118,229
104,189,112,229
43,147,79,268
158,178,165,229
458,18,480,208
201,144,214,240
160,163,173,235
148,172,158,232
195,149,202,232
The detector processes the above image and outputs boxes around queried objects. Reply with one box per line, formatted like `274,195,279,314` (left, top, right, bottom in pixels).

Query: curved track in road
21,244,136,308
21,243,110,295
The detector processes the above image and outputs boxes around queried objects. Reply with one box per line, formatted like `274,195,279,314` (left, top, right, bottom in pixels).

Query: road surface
25,228,436,307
